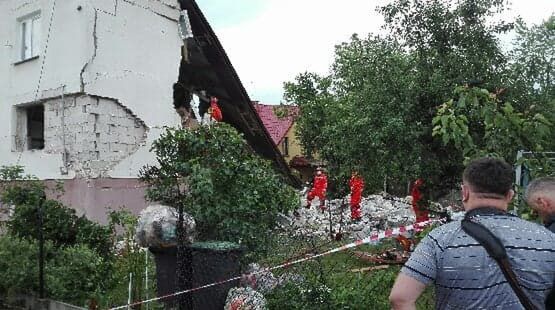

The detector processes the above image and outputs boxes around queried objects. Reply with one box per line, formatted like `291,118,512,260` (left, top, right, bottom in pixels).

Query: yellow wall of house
279,123,303,162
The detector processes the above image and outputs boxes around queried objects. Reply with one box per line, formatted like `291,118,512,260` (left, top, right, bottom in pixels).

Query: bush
46,244,109,305
140,124,300,254
0,165,112,259
0,235,110,306
0,235,49,296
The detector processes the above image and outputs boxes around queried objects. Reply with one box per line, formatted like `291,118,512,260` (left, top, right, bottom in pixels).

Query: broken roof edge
177,0,301,188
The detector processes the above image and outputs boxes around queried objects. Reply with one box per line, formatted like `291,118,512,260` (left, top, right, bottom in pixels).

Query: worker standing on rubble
349,170,364,221
306,167,328,211
411,178,429,223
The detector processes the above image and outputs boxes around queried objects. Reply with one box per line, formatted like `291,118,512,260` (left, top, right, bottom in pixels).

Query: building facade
0,0,183,222
254,103,319,182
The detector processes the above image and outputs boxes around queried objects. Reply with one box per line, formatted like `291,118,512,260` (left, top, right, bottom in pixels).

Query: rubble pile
224,287,267,310
135,204,196,249
279,194,419,240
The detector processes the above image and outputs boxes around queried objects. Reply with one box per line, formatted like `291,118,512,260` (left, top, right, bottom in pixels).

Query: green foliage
140,123,299,254
432,86,552,164
0,234,50,296
265,247,435,309
0,166,164,308
285,0,516,196
0,166,112,259
45,244,108,305
507,14,555,150
0,235,109,307
98,209,164,309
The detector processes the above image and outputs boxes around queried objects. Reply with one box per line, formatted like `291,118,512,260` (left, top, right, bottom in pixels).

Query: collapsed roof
174,0,300,187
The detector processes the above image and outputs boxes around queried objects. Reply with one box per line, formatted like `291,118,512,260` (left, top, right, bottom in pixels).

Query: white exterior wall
0,0,182,179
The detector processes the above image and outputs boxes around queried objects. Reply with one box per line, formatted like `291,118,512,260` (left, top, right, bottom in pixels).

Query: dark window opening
282,137,289,156
27,105,44,150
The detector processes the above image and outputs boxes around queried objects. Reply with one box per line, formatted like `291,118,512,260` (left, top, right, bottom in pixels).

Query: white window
19,13,41,61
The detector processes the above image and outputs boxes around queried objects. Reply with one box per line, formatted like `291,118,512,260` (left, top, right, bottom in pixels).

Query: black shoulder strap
461,216,538,310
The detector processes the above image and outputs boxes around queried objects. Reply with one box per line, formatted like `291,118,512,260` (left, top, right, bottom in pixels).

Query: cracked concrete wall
82,0,182,178
0,0,182,179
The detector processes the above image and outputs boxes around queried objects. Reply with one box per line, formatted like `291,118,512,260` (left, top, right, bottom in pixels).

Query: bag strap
461,216,538,310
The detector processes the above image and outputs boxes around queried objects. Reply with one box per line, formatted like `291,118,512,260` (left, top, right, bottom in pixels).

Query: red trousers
350,191,362,219
307,190,326,207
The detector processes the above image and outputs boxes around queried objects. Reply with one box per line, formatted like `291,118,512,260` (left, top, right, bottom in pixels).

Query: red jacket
210,98,223,122
313,174,327,193
349,176,364,194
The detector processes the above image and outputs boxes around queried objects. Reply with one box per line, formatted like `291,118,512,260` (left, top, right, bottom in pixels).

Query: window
27,105,45,150
15,105,44,151
282,137,289,156
19,13,41,61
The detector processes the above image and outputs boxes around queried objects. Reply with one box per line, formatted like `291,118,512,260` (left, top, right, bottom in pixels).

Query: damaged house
0,0,298,223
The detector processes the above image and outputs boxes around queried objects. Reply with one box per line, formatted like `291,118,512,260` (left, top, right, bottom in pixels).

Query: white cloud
209,0,555,103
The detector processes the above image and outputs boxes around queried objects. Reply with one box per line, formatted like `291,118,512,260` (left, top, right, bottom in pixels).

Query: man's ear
536,196,550,213
506,189,515,202
461,185,469,202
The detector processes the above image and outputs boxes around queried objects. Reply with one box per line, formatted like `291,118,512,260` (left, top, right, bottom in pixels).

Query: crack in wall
79,9,98,92
121,0,178,21
93,0,119,16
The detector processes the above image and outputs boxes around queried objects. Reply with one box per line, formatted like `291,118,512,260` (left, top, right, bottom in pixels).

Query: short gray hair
525,177,555,203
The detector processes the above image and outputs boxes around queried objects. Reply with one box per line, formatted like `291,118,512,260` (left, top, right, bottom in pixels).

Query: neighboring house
0,0,298,223
254,103,318,182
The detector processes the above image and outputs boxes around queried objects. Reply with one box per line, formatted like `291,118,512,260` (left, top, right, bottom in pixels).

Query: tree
432,86,552,163
285,0,514,196
507,15,555,150
285,35,420,195
140,123,299,252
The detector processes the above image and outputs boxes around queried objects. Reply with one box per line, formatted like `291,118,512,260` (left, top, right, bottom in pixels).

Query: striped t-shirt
402,208,555,309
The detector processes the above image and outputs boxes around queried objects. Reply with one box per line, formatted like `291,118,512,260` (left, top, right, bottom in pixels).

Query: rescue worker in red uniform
349,170,364,221
411,178,430,223
306,167,328,211
208,96,223,122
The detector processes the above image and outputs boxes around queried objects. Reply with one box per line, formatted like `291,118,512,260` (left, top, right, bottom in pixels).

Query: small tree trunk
176,204,193,309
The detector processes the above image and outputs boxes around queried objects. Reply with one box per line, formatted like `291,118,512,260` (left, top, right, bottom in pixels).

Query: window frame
14,104,45,151
17,12,41,62
282,137,289,156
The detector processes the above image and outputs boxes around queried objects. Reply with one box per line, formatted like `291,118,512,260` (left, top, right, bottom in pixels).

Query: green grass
262,235,435,309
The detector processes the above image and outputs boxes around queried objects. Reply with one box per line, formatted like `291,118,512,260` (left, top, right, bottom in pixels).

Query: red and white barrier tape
108,219,437,310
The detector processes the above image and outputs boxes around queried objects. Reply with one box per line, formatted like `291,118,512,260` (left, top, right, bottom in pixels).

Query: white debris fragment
135,204,196,248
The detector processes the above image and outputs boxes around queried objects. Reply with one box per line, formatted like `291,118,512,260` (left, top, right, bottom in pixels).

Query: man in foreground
525,177,555,232
389,158,555,309
525,176,555,308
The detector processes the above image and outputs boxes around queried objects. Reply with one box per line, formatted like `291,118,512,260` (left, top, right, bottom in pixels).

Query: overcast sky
197,0,555,104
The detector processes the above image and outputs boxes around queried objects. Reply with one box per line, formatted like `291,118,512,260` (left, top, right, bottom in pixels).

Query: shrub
140,124,300,254
0,235,110,306
0,165,112,259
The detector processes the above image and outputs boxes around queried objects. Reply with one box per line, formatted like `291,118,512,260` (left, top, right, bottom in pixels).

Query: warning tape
108,219,438,310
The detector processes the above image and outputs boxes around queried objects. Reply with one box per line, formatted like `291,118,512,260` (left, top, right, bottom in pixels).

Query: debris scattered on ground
351,249,408,265
241,263,279,294
350,265,390,273
278,193,453,241
224,287,267,310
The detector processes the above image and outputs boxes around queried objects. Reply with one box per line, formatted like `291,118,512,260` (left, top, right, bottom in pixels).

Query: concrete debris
277,272,305,286
135,204,196,249
224,287,267,310
281,193,448,241
240,263,279,294
240,263,305,296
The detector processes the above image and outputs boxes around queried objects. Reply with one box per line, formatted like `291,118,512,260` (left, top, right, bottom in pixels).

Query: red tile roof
253,103,299,145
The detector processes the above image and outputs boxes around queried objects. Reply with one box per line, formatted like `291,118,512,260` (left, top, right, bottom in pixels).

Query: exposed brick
41,94,147,178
